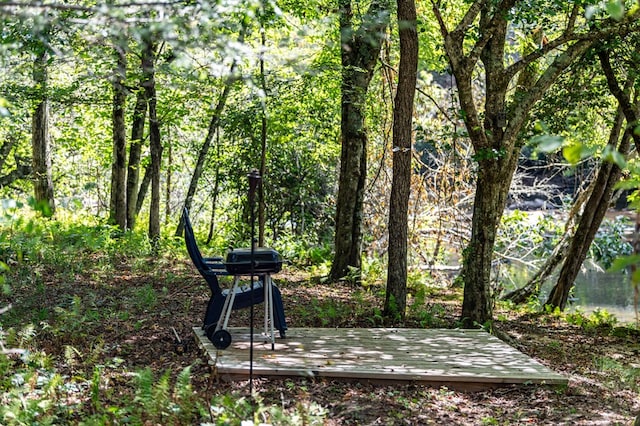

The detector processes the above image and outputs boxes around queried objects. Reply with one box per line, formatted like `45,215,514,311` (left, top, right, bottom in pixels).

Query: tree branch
598,47,640,151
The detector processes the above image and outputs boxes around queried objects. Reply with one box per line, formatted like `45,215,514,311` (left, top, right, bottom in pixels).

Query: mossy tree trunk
31,44,55,216
109,43,128,230
431,1,612,327
330,0,391,282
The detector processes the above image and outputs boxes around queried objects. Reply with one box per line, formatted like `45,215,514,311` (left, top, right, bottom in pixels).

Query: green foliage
586,0,629,21
271,231,333,268
0,205,160,275
0,354,204,426
0,97,9,117
130,284,160,312
52,295,102,338
472,147,506,162
408,284,447,328
497,210,564,259
565,308,618,331
527,129,595,165
209,391,327,425
310,298,352,327
590,218,633,269
498,211,630,275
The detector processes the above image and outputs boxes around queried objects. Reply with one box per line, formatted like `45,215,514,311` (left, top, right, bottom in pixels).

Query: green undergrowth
0,209,334,424
2,209,639,424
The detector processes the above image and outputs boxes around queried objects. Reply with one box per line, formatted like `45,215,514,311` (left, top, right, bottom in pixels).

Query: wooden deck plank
194,327,567,388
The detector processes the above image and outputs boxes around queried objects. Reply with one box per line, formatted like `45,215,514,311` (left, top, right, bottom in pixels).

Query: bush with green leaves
590,217,633,270
497,210,632,271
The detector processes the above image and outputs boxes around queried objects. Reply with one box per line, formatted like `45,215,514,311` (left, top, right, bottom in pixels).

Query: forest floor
4,255,640,425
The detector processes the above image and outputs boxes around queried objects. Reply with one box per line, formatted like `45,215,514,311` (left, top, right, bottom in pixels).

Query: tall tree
125,86,148,230
384,0,418,318
431,1,640,326
31,27,55,215
546,108,633,309
258,27,268,247
174,58,239,237
109,41,128,229
143,37,162,243
329,0,391,282
547,40,640,309
174,25,245,237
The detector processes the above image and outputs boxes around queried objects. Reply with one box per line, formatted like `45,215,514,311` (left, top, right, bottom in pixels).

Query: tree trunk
384,0,418,319
31,48,55,216
165,138,172,225
126,88,147,230
258,28,268,247
502,176,595,304
547,50,640,310
461,157,518,327
431,1,597,326
136,162,151,216
546,130,631,309
502,235,568,305
206,128,222,244
138,38,162,243
109,44,128,230
329,0,391,282
148,105,162,243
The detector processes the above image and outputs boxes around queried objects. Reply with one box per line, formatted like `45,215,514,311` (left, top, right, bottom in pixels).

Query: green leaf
601,145,627,169
562,142,591,165
614,179,640,190
634,124,640,137
608,254,640,272
530,134,564,153
533,121,546,133
606,0,625,21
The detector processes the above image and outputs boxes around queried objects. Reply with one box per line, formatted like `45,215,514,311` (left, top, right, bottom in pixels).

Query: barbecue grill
183,207,287,350
224,247,282,274
206,247,284,349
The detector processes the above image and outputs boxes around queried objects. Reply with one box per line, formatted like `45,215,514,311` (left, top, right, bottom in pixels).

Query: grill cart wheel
208,328,232,349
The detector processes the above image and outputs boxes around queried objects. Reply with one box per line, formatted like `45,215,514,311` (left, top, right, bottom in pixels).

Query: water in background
502,263,638,324
569,267,638,324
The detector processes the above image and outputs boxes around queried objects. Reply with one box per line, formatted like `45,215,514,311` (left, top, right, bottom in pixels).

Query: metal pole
247,169,261,399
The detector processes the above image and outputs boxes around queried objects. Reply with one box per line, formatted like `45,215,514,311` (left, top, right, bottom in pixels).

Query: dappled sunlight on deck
194,327,567,390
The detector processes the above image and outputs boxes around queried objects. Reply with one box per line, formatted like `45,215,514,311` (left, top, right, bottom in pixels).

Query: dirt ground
6,258,640,425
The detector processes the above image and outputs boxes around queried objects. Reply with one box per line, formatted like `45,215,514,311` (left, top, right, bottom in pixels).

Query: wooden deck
194,327,567,390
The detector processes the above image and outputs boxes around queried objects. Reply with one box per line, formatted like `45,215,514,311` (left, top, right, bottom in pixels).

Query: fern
133,367,155,419
90,366,101,413
174,366,200,423
174,365,193,406
152,370,172,419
